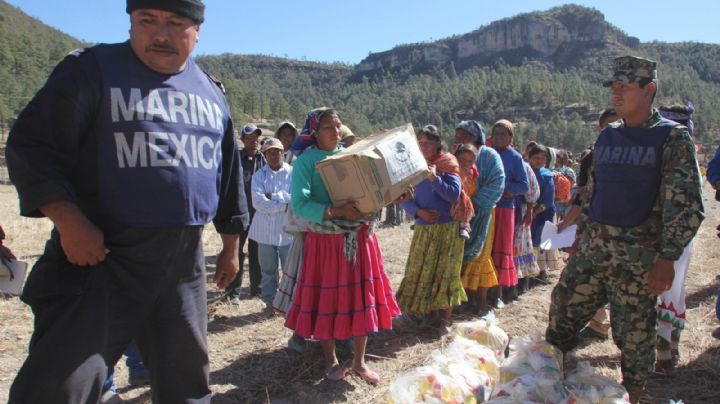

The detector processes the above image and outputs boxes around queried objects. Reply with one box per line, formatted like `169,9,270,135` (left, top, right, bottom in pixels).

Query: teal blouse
290,147,343,223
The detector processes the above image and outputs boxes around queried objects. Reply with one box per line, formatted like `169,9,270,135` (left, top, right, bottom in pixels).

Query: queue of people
0,0,711,402
232,56,703,403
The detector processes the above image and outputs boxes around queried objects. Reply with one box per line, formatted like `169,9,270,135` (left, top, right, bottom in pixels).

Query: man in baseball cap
226,124,266,303
242,123,262,137
547,55,704,403
602,55,657,87
248,137,294,311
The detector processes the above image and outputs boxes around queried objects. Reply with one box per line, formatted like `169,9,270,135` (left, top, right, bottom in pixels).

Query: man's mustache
146,44,178,53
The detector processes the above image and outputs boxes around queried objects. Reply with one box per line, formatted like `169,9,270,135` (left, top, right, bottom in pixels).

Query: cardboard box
316,123,429,213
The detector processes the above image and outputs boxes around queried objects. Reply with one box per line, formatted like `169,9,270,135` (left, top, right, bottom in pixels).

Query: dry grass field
1,182,719,403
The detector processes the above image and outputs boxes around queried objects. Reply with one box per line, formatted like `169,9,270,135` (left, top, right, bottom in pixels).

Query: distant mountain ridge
356,5,640,77
1,1,719,151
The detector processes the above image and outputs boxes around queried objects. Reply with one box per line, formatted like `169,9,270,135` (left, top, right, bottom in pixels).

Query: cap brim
602,74,644,87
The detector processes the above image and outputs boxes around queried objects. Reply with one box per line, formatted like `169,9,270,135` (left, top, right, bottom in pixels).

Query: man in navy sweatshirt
6,1,248,402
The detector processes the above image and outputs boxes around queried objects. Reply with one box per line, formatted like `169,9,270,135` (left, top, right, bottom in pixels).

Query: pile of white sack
388,315,630,404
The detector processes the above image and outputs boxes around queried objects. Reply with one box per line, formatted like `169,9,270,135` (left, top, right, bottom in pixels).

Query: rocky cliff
356,4,639,74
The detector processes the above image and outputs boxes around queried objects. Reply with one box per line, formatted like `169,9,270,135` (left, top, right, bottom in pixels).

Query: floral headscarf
290,107,333,156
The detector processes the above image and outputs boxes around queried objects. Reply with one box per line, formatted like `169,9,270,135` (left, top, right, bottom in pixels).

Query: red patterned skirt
492,207,518,287
284,225,400,340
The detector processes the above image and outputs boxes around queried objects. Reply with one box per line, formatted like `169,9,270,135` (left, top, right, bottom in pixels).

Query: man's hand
557,219,569,233
523,206,533,227
567,239,578,257
333,201,367,221
40,200,107,266
214,234,240,289
558,205,581,233
646,258,675,296
0,244,16,260
416,209,440,224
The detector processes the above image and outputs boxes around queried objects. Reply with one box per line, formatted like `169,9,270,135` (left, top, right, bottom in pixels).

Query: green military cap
602,55,657,87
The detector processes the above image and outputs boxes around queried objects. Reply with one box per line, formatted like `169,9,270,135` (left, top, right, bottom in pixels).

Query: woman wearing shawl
273,114,322,353
397,125,466,328
452,121,505,315
513,158,541,295
527,144,556,280
490,120,529,303
284,108,400,383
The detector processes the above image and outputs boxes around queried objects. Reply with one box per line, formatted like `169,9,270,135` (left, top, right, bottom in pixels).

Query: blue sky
7,0,719,64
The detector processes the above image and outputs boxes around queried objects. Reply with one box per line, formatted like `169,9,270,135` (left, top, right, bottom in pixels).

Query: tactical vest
589,119,676,227
91,42,229,226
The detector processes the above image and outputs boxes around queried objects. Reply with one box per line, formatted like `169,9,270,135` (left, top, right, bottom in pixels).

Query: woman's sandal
352,367,380,384
325,363,346,381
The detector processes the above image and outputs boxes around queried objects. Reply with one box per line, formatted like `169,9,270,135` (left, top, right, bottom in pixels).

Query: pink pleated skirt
284,225,400,340
492,207,518,287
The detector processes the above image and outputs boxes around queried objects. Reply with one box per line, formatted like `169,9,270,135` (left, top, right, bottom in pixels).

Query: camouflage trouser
546,238,658,391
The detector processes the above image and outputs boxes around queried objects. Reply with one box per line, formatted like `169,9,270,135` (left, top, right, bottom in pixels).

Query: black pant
10,226,211,404
384,204,404,226
225,228,260,297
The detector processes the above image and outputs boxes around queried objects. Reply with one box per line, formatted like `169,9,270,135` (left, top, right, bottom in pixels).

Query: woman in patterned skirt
396,125,466,328
490,119,529,303
284,108,400,383
457,137,506,315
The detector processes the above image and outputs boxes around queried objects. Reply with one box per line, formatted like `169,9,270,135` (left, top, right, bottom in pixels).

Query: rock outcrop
356,5,639,74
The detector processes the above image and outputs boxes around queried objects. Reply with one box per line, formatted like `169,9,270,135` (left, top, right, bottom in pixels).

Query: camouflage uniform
546,56,705,393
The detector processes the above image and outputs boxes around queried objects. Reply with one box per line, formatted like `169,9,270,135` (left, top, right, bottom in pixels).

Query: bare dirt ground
1,182,718,403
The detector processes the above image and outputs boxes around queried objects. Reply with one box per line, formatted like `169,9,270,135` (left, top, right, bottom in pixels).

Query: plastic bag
388,364,475,404
500,332,563,384
452,315,509,361
444,336,500,385
489,373,567,403
431,349,494,402
560,362,630,404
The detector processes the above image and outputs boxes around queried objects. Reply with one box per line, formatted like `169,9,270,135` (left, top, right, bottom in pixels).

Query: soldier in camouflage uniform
546,56,704,403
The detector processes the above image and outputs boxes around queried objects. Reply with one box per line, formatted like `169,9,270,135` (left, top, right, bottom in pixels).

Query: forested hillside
2,1,719,153
0,1,84,133
198,54,720,152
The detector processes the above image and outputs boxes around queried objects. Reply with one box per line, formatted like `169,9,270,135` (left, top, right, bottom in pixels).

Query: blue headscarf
456,120,486,147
